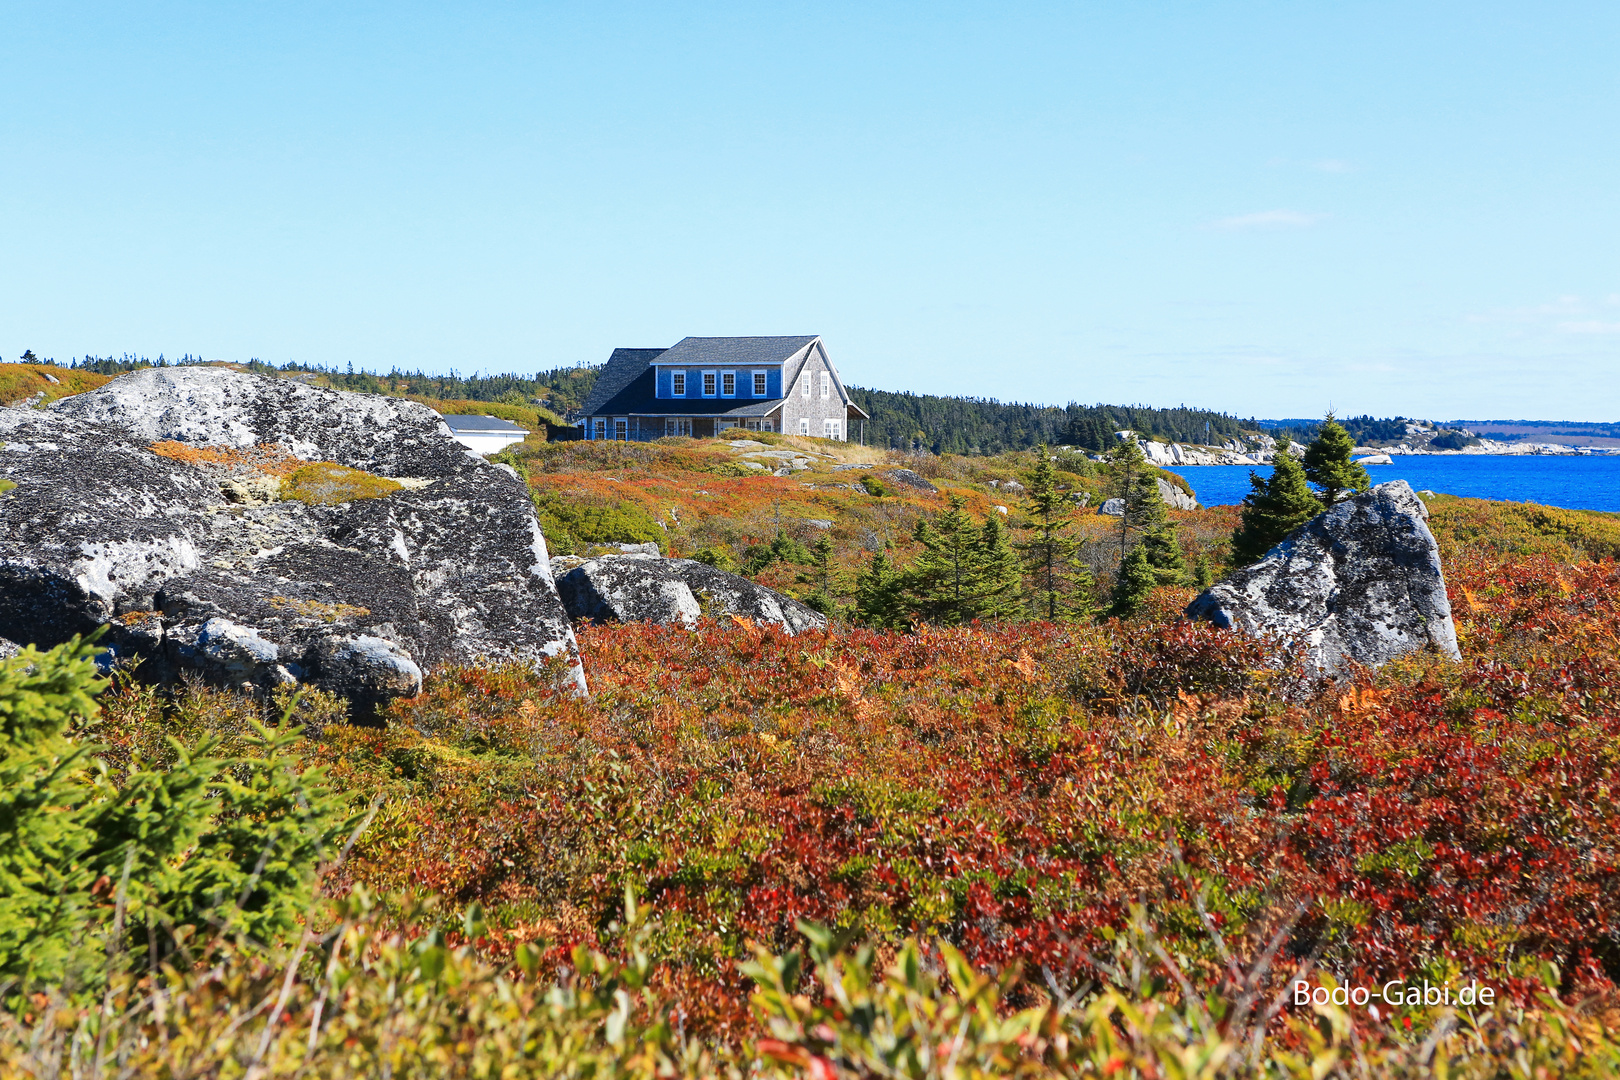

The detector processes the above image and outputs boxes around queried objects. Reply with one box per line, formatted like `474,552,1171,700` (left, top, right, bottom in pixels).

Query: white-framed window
721,371,736,396
593,418,605,440
820,371,830,399
703,371,717,396
614,419,627,441
799,418,810,435
824,419,840,439
801,372,811,397
753,371,767,396
666,417,693,437
672,371,685,396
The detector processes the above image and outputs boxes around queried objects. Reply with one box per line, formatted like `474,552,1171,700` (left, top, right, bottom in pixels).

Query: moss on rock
282,462,402,506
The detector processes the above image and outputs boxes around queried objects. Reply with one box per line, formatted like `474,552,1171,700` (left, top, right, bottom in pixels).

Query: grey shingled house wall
778,342,851,440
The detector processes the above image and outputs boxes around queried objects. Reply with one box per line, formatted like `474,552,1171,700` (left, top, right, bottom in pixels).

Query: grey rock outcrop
0,367,583,714
555,556,824,635
1097,498,1126,516
1185,481,1459,676
883,468,938,492
1156,477,1198,511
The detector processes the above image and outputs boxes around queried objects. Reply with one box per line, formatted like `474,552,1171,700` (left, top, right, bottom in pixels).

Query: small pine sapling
1017,445,1092,621
853,546,907,629
1303,412,1372,506
798,533,844,617
975,513,1025,621
1108,544,1159,618
1229,451,1321,567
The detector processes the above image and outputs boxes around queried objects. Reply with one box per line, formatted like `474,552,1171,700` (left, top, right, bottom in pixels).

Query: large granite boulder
1157,477,1198,511
1,367,583,714
554,555,825,635
1185,481,1459,675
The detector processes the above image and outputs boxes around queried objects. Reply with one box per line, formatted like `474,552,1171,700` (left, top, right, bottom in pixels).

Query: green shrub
688,545,740,572
531,490,666,556
860,474,887,497
744,532,813,574
0,636,355,996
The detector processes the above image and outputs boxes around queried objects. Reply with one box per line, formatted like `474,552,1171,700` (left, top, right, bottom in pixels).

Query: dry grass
0,363,112,406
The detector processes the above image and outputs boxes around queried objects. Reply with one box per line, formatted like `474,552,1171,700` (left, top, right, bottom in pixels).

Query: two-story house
578,336,868,442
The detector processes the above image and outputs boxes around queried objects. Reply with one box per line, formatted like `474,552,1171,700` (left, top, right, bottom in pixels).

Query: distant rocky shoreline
1124,434,1620,467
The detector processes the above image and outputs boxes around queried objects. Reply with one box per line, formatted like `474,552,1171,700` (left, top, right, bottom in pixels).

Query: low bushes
6,498,1620,1075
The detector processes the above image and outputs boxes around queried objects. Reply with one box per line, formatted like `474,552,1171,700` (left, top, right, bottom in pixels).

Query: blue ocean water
1165,455,1620,513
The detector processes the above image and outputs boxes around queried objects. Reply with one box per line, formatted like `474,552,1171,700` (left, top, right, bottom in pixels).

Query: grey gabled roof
441,414,528,433
580,347,668,416
650,336,817,369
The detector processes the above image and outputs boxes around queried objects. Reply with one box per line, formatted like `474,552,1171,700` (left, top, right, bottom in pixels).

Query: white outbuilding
441,414,529,454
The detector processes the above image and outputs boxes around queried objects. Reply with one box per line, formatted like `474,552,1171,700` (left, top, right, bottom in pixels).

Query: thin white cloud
1467,295,1590,324
1206,209,1326,231
1558,320,1620,334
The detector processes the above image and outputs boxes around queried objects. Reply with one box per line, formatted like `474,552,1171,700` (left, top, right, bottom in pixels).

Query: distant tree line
64,353,203,374
846,388,1252,454
258,361,602,414
1262,415,1483,448
45,353,1424,461
1338,415,1412,444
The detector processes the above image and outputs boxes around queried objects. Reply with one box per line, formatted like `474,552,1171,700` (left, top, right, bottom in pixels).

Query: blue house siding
579,337,863,443
656,365,782,401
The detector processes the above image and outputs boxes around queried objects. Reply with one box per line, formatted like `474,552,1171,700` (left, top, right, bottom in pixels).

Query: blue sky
3,1,1616,419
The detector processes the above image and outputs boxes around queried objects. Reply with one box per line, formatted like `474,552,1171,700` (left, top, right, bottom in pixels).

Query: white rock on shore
1073,434,1617,467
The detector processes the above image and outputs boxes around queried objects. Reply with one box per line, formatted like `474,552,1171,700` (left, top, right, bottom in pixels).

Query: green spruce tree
852,546,907,630
1229,450,1321,567
1106,441,1192,609
1108,438,1149,563
1129,466,1191,588
1108,545,1159,619
905,495,991,625
1017,446,1095,620
1302,412,1371,506
0,635,353,993
975,512,1025,620
797,533,843,617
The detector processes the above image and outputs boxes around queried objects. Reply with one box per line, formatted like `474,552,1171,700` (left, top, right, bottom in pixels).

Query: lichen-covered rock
883,468,938,492
556,556,824,634
556,557,702,628
1097,498,1126,516
1185,481,1459,676
0,367,583,714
